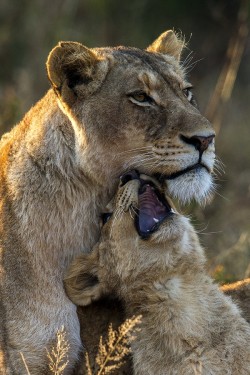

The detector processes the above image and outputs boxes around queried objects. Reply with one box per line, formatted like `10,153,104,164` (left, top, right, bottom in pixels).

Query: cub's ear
46,41,109,106
64,250,103,306
146,30,185,62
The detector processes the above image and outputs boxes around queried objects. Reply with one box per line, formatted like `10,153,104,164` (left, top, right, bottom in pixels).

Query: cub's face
99,173,196,275
47,31,215,204
64,172,200,306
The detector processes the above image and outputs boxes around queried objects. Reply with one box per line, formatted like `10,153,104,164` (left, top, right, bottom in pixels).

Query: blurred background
0,0,249,283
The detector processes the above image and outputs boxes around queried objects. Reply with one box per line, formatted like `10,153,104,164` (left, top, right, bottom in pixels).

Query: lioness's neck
0,90,117,269
20,90,116,191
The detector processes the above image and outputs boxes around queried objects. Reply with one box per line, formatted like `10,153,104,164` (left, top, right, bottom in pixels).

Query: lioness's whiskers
128,152,153,162
213,164,224,173
148,160,163,175
212,176,226,183
184,58,204,74
213,188,230,202
181,50,193,67
198,230,223,235
127,159,152,167
214,157,225,175
127,153,155,165
116,146,152,156
215,155,225,167
125,158,156,170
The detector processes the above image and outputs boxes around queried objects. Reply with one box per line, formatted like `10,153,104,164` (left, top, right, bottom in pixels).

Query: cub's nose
180,134,215,153
120,170,140,186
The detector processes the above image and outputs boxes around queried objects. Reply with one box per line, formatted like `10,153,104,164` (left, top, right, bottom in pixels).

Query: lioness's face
94,50,215,204
47,31,215,204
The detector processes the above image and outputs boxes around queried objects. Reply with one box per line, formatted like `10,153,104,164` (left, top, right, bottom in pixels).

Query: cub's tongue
136,182,172,238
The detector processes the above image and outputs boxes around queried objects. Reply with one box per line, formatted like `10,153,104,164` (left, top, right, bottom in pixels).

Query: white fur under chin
166,168,214,205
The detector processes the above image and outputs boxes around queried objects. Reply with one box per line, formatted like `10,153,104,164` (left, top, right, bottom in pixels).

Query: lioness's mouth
136,180,173,238
155,162,210,182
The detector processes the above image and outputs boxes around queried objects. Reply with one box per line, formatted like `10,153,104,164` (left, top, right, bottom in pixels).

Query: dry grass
46,327,69,375
20,316,141,375
20,352,31,375
86,315,142,375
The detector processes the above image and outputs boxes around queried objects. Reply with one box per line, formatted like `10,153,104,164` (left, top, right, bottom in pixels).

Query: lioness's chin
166,168,214,205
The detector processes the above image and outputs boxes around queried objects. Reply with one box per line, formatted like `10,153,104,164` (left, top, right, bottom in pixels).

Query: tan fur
65,179,250,375
0,31,216,373
147,30,185,61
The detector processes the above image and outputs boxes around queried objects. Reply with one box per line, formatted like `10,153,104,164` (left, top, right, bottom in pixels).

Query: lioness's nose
180,134,215,152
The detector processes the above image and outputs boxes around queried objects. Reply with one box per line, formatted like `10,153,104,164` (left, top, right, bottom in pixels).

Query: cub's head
47,30,215,204
64,171,203,306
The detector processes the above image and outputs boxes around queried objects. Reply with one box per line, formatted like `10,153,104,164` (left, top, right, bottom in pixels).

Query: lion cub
65,172,250,375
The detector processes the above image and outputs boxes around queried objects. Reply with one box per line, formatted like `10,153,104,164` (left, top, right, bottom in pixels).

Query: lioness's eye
183,87,193,102
128,91,155,106
133,93,148,102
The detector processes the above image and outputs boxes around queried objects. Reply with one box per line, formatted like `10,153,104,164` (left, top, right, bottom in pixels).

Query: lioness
65,173,250,375
0,31,215,373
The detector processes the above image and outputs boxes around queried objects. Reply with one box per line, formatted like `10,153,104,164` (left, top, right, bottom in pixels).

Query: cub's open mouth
120,171,174,238
136,180,173,238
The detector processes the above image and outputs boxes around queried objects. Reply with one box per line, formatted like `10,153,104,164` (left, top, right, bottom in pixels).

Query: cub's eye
128,91,155,106
183,87,193,102
101,212,112,225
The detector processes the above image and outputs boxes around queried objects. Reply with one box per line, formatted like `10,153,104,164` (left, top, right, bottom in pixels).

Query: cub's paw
64,251,103,306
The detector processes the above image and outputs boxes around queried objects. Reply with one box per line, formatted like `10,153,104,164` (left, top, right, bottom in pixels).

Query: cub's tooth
140,174,161,189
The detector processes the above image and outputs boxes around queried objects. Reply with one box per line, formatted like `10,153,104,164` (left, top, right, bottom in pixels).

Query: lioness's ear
146,30,184,61
46,41,108,105
64,251,103,306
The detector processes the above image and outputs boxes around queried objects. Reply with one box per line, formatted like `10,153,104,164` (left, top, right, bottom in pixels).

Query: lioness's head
64,172,203,306
47,30,215,204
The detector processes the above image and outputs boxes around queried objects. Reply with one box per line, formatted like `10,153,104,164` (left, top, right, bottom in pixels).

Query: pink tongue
138,184,169,235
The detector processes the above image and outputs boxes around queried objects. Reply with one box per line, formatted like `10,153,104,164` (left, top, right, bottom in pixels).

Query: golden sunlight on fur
1,29,216,373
